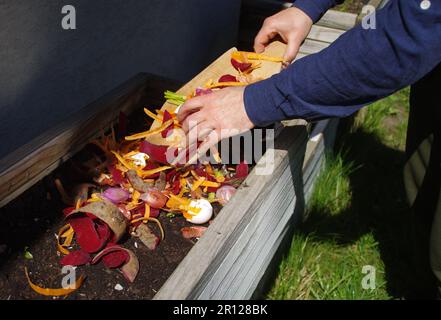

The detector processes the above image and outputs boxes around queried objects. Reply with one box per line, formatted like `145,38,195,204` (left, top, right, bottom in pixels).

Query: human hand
254,7,313,64
176,86,254,161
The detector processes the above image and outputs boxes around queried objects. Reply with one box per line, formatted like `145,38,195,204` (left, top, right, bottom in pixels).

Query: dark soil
0,107,211,300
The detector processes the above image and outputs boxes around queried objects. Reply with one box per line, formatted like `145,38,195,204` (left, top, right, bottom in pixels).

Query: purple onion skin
140,189,167,209
216,186,237,205
102,188,130,204
195,87,213,96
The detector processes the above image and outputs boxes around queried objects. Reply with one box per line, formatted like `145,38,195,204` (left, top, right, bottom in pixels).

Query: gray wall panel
0,0,240,158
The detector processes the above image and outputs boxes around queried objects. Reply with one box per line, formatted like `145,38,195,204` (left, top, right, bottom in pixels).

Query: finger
187,122,213,147
197,130,221,159
172,124,210,166
283,36,301,64
171,142,197,166
177,95,206,122
253,26,276,53
210,145,221,163
181,111,205,133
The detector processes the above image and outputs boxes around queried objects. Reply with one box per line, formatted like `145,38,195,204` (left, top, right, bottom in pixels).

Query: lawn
267,88,415,299
335,0,368,14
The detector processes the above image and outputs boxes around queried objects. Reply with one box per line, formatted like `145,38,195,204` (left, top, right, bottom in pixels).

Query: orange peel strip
112,153,169,178
124,119,174,141
138,166,172,178
144,108,162,122
232,51,284,62
143,203,150,222
111,151,137,170
191,177,206,191
25,267,85,297
57,224,73,255
206,82,247,89
200,181,221,188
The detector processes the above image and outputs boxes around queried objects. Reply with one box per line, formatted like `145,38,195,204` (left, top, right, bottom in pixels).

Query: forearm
244,0,441,125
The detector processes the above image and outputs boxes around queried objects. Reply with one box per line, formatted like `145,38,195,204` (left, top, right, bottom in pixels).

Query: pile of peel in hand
25,50,283,297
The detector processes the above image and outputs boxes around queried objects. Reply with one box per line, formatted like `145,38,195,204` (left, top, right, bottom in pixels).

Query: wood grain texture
154,118,340,299
1,0,355,299
317,10,358,31
0,73,180,207
299,39,331,55
147,41,286,147
154,2,355,299
154,125,308,299
308,25,345,44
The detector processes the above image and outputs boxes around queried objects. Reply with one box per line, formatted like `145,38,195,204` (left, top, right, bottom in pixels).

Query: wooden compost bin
0,1,363,299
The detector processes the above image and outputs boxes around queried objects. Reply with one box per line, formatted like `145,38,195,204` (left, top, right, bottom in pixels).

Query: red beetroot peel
231,58,252,72
161,110,174,138
66,214,112,254
139,141,178,164
60,250,92,266
218,74,237,83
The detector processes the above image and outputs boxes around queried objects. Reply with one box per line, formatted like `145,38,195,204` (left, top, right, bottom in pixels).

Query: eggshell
130,153,148,167
186,199,213,224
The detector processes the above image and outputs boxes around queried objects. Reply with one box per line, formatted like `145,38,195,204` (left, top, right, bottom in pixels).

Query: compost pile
25,51,283,296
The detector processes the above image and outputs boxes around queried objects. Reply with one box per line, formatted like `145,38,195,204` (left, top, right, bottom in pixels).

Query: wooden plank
0,1,352,298
246,119,338,298
154,125,308,299
147,41,286,147
0,73,181,207
154,118,340,299
308,25,345,44
317,10,357,31
299,38,330,55
154,3,354,300
199,149,305,299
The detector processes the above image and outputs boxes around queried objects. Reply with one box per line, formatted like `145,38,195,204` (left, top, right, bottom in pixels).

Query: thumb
283,37,301,64
254,42,265,54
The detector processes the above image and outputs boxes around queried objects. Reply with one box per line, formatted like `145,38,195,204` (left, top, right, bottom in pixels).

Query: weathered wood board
154,125,308,299
0,74,181,207
154,3,358,300
0,0,365,300
147,41,286,147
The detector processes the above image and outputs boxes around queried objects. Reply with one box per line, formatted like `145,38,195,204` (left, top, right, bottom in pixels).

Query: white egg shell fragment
186,199,213,224
130,152,148,167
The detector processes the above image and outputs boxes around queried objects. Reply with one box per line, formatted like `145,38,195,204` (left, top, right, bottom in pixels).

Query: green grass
267,88,413,300
335,0,366,14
